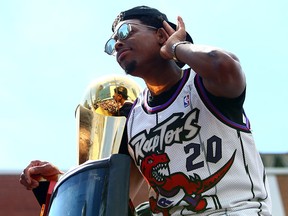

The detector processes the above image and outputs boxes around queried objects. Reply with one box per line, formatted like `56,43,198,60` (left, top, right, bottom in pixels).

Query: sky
0,0,287,172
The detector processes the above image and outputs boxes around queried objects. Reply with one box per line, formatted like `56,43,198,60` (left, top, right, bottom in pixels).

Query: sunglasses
104,23,157,55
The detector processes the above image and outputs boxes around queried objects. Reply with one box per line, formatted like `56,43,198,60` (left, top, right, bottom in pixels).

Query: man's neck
146,69,183,96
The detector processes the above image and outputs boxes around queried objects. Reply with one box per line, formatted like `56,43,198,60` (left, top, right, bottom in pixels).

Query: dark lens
118,23,130,40
105,38,116,55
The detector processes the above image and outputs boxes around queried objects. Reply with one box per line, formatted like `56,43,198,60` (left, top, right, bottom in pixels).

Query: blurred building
0,174,40,216
0,153,287,216
261,153,288,216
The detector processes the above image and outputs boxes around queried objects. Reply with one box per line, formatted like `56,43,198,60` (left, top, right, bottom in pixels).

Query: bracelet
171,41,191,62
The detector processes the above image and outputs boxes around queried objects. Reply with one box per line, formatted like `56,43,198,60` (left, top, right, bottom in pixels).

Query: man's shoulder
123,100,133,105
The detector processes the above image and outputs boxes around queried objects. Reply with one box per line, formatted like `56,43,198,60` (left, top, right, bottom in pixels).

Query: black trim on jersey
238,130,255,198
118,124,129,155
260,170,271,214
141,69,190,114
238,130,266,214
195,73,251,132
118,99,138,156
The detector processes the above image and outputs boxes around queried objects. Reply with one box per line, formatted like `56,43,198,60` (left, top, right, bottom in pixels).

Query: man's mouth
117,48,130,62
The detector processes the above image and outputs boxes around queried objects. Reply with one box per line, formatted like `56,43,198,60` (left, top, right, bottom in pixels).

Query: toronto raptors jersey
126,68,272,215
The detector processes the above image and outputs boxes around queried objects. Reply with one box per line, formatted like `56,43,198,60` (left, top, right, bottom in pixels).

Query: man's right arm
129,161,149,206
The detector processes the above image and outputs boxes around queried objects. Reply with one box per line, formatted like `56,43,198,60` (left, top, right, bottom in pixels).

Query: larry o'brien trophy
32,74,142,216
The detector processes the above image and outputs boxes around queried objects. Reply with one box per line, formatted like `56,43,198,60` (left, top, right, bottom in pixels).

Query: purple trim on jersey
143,69,189,113
195,74,251,132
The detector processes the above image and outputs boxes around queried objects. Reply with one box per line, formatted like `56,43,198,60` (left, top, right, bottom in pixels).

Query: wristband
171,41,191,62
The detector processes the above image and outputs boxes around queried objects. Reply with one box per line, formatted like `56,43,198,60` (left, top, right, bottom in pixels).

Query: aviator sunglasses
104,22,158,55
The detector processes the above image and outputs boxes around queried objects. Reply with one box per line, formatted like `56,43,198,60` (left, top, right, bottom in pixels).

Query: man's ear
156,28,169,45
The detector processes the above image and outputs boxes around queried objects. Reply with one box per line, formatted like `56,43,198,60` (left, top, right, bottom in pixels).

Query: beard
124,60,137,75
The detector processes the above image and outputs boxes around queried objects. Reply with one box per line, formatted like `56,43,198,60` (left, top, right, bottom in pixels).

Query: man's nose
114,40,124,53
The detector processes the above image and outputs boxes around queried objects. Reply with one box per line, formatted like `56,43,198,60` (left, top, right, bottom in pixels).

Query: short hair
114,86,128,99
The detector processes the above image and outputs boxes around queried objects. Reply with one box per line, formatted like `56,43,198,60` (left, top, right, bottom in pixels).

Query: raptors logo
140,151,236,215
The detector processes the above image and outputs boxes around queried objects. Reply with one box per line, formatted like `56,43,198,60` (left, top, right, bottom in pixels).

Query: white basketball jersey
127,69,272,215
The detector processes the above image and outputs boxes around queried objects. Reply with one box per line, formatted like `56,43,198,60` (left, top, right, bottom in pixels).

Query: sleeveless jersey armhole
195,75,248,127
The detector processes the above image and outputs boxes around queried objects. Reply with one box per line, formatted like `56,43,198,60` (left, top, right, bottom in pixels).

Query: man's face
113,92,122,103
111,19,160,75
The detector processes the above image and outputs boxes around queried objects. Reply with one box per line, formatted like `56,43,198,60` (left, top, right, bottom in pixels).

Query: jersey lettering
184,136,223,171
207,135,222,163
130,109,201,164
184,143,204,171
158,198,173,208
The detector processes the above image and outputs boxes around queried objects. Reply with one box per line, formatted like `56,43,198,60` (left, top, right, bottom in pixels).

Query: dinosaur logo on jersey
129,109,201,165
140,151,236,215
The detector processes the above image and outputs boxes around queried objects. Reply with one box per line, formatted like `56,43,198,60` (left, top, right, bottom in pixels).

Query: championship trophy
33,74,142,216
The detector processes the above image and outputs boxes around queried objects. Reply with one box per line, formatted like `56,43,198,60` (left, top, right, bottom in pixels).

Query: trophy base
46,154,131,216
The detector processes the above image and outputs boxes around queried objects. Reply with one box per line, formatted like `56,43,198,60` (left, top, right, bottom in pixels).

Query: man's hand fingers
22,160,46,184
19,160,62,190
29,163,62,181
19,172,39,190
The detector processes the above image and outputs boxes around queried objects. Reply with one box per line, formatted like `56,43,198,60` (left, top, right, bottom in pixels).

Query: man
20,5,272,215
113,86,133,118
